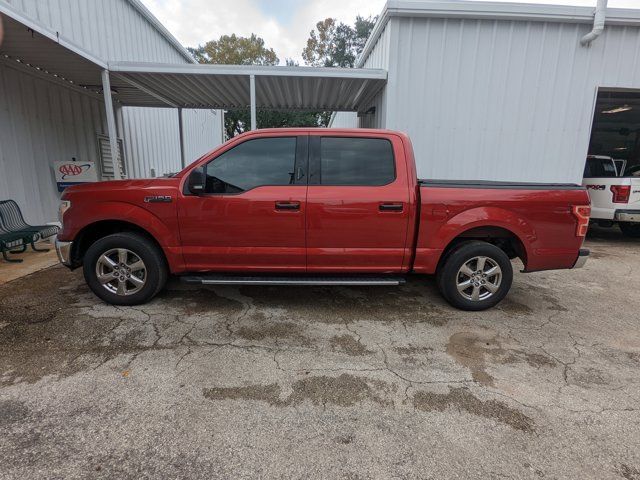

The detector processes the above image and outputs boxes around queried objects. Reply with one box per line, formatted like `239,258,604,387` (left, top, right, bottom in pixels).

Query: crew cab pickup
582,155,640,237
56,129,591,311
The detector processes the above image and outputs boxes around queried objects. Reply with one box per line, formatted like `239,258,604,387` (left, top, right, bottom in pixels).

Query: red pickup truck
56,128,590,311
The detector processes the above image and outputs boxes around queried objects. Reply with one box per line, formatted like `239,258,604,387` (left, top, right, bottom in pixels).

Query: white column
101,69,122,180
249,74,257,131
178,108,186,169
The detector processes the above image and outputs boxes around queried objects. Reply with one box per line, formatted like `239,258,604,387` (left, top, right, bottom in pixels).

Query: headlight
58,200,71,225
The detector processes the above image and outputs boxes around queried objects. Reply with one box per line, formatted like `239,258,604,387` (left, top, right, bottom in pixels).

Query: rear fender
415,206,534,273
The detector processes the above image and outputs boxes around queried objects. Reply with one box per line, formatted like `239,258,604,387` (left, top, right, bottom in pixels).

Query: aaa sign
54,161,98,192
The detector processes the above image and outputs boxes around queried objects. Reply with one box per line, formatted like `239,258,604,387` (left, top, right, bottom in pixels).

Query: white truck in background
582,155,640,237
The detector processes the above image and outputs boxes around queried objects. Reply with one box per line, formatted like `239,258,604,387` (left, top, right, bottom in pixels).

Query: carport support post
178,108,186,169
101,69,122,180
250,74,257,130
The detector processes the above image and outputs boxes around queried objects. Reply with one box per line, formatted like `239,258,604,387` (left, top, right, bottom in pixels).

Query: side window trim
294,135,309,186
309,136,321,185
198,135,308,196
310,136,397,187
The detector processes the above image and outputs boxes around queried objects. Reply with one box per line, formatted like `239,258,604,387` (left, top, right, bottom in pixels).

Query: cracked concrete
0,227,639,479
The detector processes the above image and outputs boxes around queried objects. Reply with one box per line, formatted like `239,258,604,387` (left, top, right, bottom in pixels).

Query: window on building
319,137,395,185
97,135,126,179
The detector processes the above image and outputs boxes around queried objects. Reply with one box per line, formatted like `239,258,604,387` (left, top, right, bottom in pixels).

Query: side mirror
188,167,205,195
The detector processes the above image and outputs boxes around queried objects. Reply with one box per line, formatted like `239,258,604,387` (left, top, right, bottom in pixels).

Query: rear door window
318,137,395,186
584,158,617,178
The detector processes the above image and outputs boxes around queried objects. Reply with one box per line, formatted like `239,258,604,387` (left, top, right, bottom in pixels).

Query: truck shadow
161,274,453,326
587,225,639,244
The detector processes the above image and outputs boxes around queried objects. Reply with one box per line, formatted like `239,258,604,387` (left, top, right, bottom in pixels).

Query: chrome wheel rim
456,256,502,302
96,248,147,296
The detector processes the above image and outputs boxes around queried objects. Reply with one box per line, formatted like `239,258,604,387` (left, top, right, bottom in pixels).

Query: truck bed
418,179,584,189
413,180,589,274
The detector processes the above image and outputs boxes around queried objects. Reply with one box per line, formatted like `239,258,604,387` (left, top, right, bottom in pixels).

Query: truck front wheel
619,222,640,238
436,241,513,311
83,232,168,306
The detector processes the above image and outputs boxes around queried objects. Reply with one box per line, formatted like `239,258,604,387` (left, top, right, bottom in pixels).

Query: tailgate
582,177,636,220
631,179,640,207
619,178,640,221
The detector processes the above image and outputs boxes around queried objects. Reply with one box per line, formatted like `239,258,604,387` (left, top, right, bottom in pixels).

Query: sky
141,0,640,64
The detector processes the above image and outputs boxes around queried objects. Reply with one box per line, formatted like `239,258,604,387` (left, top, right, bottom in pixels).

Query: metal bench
0,200,60,254
0,228,30,262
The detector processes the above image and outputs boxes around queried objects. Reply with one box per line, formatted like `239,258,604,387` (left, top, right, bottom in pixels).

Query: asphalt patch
413,387,535,432
0,399,30,426
446,331,556,387
236,321,310,344
203,373,392,408
329,334,372,356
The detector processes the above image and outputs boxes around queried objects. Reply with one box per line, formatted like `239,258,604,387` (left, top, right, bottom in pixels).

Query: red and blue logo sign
55,162,97,192
58,163,92,179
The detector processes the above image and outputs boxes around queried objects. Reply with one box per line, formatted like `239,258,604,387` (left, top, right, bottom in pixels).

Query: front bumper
615,210,640,223
55,237,73,266
573,248,589,269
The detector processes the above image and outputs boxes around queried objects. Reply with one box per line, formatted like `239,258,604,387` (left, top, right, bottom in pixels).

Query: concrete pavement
1,227,639,479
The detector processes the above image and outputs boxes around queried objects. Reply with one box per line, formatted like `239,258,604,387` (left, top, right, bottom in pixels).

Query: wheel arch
69,220,167,269
433,207,535,272
436,225,529,272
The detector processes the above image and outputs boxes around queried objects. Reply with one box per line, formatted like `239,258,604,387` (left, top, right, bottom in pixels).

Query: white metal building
0,0,223,224
333,0,640,184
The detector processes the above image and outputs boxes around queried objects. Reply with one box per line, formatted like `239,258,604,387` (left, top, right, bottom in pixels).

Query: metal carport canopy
107,62,387,112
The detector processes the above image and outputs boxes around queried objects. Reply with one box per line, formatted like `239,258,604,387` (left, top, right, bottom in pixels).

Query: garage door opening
584,89,640,238
587,89,640,177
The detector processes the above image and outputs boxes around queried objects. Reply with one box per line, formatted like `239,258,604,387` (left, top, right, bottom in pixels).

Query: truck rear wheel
619,222,640,238
436,241,513,311
83,232,168,306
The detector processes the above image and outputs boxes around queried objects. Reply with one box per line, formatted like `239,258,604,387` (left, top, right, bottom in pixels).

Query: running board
180,274,406,286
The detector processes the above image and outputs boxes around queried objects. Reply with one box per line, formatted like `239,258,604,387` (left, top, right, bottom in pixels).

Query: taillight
611,185,631,203
572,205,591,237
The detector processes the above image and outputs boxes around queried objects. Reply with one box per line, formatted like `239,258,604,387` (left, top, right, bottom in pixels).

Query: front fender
60,201,185,273
61,201,179,247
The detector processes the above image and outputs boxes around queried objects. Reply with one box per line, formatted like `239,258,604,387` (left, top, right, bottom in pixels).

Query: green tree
189,34,325,138
188,33,278,65
302,16,377,68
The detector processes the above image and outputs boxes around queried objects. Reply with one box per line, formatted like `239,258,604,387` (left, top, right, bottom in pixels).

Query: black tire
619,222,640,238
83,232,168,306
436,241,513,311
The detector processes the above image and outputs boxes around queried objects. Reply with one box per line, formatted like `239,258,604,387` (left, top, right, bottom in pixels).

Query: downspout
580,0,607,46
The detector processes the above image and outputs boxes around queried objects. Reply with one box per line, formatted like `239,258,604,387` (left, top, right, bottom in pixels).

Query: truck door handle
275,201,300,211
379,203,403,212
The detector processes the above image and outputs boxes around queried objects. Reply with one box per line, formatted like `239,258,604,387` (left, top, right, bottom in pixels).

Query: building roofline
0,1,109,68
126,0,196,64
357,0,640,67
108,61,388,79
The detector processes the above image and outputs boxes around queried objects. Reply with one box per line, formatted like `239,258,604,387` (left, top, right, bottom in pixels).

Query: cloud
141,0,384,63
142,0,640,64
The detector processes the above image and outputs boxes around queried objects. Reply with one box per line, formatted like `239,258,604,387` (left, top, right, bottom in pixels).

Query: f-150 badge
144,195,173,203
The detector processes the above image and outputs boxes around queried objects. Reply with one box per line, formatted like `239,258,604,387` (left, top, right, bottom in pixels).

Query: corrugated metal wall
384,16,640,183
0,63,106,223
0,0,223,224
330,24,392,129
120,107,221,177
2,0,188,63
330,112,358,128
359,23,391,130
182,109,222,163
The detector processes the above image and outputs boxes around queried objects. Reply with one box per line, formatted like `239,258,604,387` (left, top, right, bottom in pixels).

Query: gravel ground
0,227,639,479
